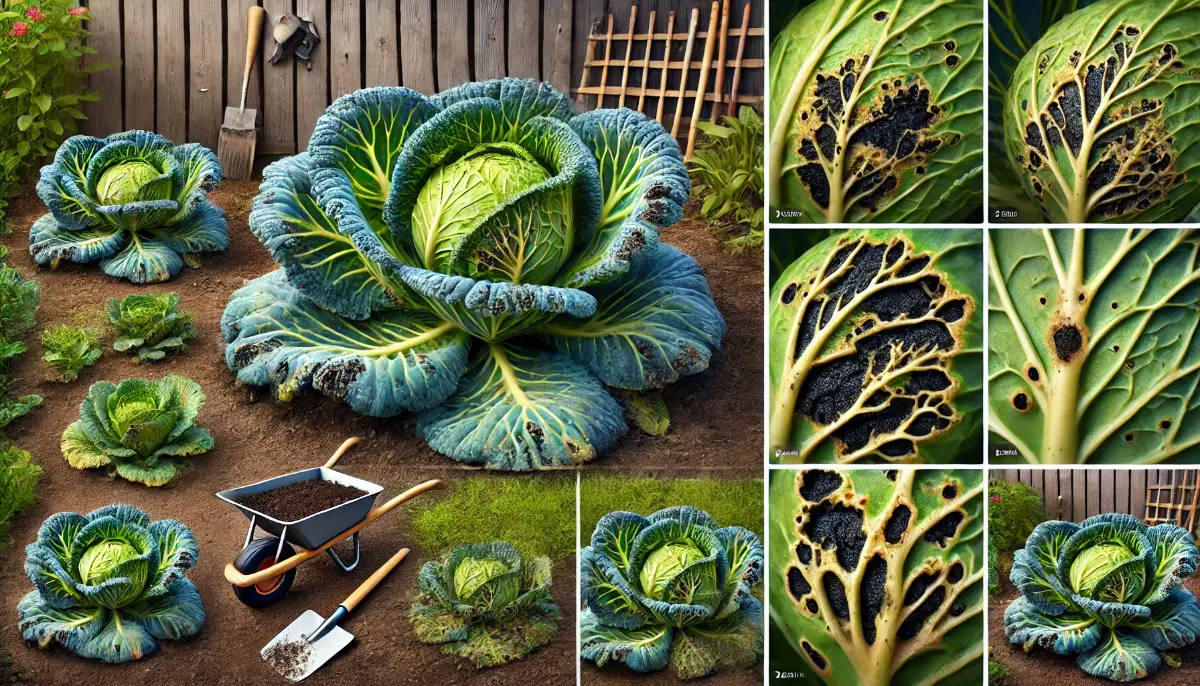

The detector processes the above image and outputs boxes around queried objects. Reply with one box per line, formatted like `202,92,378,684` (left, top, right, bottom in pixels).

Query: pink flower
70,7,88,16
990,495,1002,503
9,22,28,37
25,7,45,21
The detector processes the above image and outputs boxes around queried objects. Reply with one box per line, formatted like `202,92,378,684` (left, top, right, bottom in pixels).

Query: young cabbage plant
410,542,559,667
42,325,102,382
769,230,983,463
989,228,1200,463
222,79,723,470
1002,0,1200,223
1005,515,1200,681
769,0,984,223
30,131,229,283
106,293,197,362
61,376,213,486
580,506,764,680
770,469,984,686
18,504,205,663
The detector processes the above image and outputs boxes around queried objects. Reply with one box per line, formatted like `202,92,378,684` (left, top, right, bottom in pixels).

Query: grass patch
580,476,762,539
406,475,575,561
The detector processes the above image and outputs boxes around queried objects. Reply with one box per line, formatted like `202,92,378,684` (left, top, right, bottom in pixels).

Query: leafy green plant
0,246,40,430
989,656,1011,684
988,479,1047,550
1000,0,1200,223
771,469,984,685
769,230,983,463
106,293,196,362
1005,515,1200,681
989,228,1200,463
688,106,763,251
31,131,228,283
18,504,205,663
410,541,559,667
0,2,106,227
61,375,213,486
41,324,100,381
768,0,983,223
580,506,763,679
0,443,40,550
222,78,724,470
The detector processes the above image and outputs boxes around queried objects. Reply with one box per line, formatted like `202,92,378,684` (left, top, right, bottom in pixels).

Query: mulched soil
989,576,1200,685
236,479,369,523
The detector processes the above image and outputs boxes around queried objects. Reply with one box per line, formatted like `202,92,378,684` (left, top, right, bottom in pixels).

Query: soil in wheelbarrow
237,479,368,523
988,576,1200,685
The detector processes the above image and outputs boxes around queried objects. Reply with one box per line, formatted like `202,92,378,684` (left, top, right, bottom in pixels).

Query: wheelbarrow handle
343,548,408,612
323,436,362,469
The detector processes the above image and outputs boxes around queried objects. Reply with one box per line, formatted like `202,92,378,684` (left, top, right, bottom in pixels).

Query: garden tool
217,4,266,180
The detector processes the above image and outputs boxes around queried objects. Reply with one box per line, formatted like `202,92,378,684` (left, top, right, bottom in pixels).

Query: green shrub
0,247,40,431
989,658,1010,684
41,324,100,382
988,478,1046,550
688,106,763,252
0,443,41,550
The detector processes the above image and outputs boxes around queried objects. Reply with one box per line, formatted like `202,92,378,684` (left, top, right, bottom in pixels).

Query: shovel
262,548,409,681
218,5,267,180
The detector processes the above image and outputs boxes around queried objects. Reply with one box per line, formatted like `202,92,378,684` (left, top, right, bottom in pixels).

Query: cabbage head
18,504,204,663
580,506,763,679
410,542,559,667
1005,514,1200,681
221,78,723,470
31,131,229,283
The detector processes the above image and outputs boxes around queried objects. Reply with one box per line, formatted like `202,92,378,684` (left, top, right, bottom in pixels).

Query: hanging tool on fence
217,5,266,181
269,13,321,69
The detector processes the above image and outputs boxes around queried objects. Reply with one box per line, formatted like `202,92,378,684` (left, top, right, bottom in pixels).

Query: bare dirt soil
989,577,1200,685
0,177,763,685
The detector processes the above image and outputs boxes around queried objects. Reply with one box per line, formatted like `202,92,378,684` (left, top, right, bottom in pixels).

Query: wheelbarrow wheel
232,537,296,607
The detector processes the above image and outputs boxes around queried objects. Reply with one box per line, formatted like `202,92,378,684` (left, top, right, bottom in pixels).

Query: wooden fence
993,469,1200,529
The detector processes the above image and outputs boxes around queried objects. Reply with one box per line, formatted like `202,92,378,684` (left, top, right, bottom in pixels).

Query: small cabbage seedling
410,542,559,667
30,131,229,283
580,506,763,680
18,504,205,663
41,325,102,382
769,0,983,222
222,79,724,470
989,228,1200,463
771,469,984,685
61,376,213,486
769,230,983,463
106,293,197,362
1005,515,1200,681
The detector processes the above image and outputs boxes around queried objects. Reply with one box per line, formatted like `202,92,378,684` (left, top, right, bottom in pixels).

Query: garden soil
0,174,762,685
989,576,1200,685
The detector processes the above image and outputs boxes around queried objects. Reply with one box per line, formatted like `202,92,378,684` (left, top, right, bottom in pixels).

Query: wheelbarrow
216,437,442,607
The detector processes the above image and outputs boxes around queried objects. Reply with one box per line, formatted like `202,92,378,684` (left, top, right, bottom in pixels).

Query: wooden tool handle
239,6,266,109
323,437,362,469
343,548,408,612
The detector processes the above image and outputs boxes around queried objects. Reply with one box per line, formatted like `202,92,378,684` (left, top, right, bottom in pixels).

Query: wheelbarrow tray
216,468,383,551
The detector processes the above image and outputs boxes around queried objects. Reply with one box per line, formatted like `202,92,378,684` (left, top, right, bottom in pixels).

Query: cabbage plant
61,376,213,486
580,506,763,679
1005,515,1200,681
18,504,205,663
107,293,197,362
769,230,983,463
30,131,229,283
409,542,559,667
41,324,103,382
989,228,1200,463
771,469,983,685
221,78,722,470
1001,0,1200,223
768,0,983,223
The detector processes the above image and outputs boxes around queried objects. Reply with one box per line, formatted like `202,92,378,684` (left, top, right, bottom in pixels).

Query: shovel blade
261,610,353,682
222,106,257,131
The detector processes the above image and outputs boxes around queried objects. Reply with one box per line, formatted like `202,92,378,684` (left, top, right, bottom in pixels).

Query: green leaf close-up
769,469,984,686
989,228,1200,463
769,0,984,223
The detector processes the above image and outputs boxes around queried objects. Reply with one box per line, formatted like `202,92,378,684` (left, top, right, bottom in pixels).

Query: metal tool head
261,610,353,682
221,105,257,132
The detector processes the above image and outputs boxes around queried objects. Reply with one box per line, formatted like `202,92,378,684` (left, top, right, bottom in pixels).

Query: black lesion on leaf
787,566,812,601
884,504,912,543
782,282,799,304
823,572,850,621
803,500,866,571
801,641,828,670
886,469,898,481
904,570,941,606
948,561,964,583
312,358,366,400
1012,391,1031,412
925,511,965,547
942,483,957,499
1052,324,1084,362
806,598,819,613
898,586,946,640
873,10,888,20
1026,364,1040,382
860,554,888,645
796,542,813,564
232,338,282,368
799,469,844,501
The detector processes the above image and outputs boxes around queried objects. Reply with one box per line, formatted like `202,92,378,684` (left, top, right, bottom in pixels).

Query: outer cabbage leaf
1004,597,1103,655
669,594,763,680
28,214,127,266
580,609,674,673
1076,630,1160,682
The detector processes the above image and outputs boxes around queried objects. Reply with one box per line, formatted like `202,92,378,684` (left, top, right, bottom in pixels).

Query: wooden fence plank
544,0,573,92
188,0,224,149
1072,470,1086,523
365,0,399,87
507,0,540,78
437,0,470,90
1132,470,1148,522
1059,470,1073,521
1043,470,1061,519
474,0,505,80
399,0,435,94
1116,469,1130,516
1003,469,1018,484
330,2,362,99
1087,469,1101,518
158,0,188,143
295,0,328,150
224,0,262,134
261,0,295,154
123,0,155,132
84,0,123,136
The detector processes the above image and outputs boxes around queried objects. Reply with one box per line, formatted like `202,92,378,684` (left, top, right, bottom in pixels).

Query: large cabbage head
580,506,763,679
18,504,205,663
410,542,559,667
221,78,724,470
1002,0,1200,223
1005,514,1200,681
31,131,229,283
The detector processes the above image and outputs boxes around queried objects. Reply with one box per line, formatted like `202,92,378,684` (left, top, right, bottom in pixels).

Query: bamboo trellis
1145,476,1199,531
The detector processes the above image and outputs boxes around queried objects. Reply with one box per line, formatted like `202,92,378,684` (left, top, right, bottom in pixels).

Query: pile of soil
263,639,313,680
237,480,367,522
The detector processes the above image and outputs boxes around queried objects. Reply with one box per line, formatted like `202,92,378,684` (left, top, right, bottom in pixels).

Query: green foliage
410,542,559,668
0,2,105,226
106,293,196,362
0,443,40,550
688,106,763,252
1005,515,1200,681
61,375,213,486
41,324,101,382
989,657,1010,684
988,479,1047,551
580,476,763,539
407,476,575,560
988,537,1001,594
0,246,40,431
